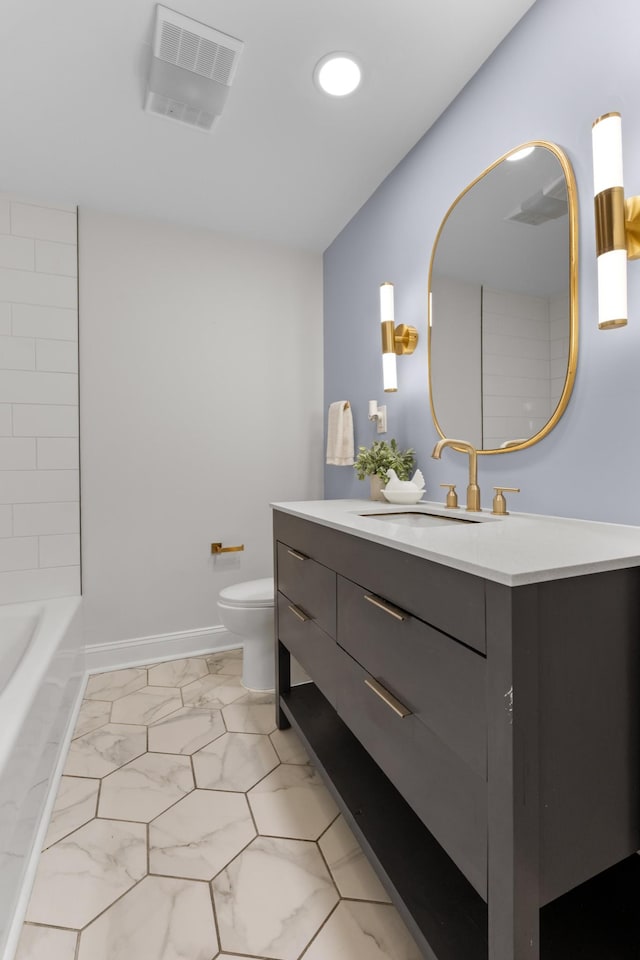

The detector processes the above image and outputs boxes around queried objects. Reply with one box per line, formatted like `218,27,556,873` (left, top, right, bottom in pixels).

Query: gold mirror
428,141,578,454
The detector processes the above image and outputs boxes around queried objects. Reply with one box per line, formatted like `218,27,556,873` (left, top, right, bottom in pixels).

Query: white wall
79,210,323,649
0,196,80,605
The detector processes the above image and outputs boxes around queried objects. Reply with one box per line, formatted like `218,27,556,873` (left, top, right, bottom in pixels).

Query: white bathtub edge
4,619,306,957
2,670,87,960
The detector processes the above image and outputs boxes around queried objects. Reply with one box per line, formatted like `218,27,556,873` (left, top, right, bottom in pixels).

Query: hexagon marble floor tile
15,649,422,960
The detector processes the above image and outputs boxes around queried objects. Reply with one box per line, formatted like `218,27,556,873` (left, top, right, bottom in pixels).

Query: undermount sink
359,510,485,528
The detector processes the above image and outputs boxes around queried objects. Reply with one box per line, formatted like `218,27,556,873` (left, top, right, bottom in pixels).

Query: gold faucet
431,438,481,512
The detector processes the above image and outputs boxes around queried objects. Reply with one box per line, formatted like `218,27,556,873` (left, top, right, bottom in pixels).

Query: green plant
353,438,415,482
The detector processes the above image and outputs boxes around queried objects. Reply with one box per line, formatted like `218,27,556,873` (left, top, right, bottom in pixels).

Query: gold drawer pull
211,542,244,554
364,594,407,621
364,677,412,719
287,548,308,561
288,603,310,623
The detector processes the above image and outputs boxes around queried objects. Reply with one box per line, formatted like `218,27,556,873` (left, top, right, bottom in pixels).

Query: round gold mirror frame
427,140,578,455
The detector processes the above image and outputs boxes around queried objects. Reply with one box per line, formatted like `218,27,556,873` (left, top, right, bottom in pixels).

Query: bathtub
0,598,83,959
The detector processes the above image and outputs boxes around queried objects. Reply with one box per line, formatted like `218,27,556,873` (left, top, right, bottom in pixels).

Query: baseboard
84,624,239,674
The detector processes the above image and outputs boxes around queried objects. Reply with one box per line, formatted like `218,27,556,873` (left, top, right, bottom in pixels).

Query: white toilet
217,577,275,692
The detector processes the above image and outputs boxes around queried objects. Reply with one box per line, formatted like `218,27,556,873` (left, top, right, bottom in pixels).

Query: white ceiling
0,0,537,251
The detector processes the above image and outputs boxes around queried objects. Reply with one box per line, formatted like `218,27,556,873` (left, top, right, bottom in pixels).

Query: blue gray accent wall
324,0,640,524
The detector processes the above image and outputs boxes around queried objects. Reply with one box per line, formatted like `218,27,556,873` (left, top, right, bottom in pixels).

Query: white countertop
271,499,640,586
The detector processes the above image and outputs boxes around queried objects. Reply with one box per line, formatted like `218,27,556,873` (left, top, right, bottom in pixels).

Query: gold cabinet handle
364,677,412,719
364,593,407,622
287,548,308,561
211,542,245,554
287,603,310,623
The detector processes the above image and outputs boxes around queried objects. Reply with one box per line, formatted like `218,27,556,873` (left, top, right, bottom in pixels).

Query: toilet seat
218,577,274,609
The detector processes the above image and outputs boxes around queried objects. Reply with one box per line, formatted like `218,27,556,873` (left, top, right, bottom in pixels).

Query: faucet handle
440,483,458,509
492,486,520,516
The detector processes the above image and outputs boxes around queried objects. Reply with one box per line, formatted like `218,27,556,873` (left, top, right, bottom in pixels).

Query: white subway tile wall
37,438,79,470
0,537,38,573
0,335,36,370
0,438,36,470
12,303,78,340
39,533,81,568
482,288,569,449
0,566,79,605
12,403,79,437
13,502,80,537
0,202,10,235
548,294,570,412
0,198,80,604
0,303,11,335
36,339,78,373
35,240,78,278
0,405,11,435
0,506,11,538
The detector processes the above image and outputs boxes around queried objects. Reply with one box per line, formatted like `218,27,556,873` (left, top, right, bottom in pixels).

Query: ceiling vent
145,5,244,131
505,176,568,226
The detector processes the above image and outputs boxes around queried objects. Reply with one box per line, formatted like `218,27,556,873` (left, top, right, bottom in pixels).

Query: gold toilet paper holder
211,542,245,554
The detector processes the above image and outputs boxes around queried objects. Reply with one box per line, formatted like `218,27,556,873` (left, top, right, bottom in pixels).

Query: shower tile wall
482,287,567,449
0,196,80,605
549,293,570,404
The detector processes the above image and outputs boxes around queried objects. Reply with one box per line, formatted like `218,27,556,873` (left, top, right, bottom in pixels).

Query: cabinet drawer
277,541,336,638
274,511,485,652
338,576,486,778
277,593,338,706
334,644,487,899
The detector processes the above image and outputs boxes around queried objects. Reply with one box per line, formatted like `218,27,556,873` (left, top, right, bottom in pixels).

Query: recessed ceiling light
314,53,361,97
507,146,536,163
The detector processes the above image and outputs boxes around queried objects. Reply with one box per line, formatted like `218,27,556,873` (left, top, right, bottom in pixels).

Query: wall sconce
592,112,640,329
379,282,419,392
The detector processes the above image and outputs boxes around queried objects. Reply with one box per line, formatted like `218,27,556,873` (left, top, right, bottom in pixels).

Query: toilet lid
219,577,274,608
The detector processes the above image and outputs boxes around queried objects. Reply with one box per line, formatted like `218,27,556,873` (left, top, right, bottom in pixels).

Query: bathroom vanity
272,500,640,960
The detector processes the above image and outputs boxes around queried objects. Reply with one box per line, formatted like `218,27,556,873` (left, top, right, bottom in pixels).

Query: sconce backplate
625,196,640,260
394,324,419,355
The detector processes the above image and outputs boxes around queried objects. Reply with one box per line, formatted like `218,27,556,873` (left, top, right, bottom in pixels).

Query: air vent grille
146,7,243,131
505,176,569,226
154,7,242,85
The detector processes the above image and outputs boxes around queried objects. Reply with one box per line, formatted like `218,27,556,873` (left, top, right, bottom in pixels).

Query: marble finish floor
16,649,421,960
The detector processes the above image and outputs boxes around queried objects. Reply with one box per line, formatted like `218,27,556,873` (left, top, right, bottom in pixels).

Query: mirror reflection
428,142,577,453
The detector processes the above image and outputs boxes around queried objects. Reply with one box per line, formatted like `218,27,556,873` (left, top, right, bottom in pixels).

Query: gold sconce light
592,112,640,329
379,282,418,392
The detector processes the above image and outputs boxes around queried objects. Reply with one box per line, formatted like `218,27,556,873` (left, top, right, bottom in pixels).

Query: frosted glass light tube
382,353,398,392
380,282,394,324
593,112,628,328
592,113,623,195
597,250,628,328
380,282,398,392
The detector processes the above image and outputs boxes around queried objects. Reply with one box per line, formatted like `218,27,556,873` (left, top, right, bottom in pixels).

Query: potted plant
354,439,415,500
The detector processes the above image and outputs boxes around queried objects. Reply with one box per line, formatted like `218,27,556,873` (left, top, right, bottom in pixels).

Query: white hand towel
326,401,354,466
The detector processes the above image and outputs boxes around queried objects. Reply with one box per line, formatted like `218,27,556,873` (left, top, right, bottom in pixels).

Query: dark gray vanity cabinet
273,509,640,960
